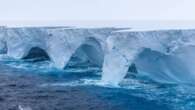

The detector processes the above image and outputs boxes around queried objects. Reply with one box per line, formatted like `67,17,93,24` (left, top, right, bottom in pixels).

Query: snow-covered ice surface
0,25,195,110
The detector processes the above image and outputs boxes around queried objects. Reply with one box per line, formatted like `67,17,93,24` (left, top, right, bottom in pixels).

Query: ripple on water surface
0,56,194,110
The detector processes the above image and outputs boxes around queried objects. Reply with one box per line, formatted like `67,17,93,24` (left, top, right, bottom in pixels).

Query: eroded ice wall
2,27,119,69
102,29,195,85
0,27,7,53
5,27,50,59
46,28,117,68
1,26,195,85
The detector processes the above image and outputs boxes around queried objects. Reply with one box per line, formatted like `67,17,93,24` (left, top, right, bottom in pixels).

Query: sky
0,0,195,26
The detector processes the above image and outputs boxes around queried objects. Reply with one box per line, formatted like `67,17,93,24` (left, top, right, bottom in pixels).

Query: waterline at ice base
1,26,195,110
1,26,195,85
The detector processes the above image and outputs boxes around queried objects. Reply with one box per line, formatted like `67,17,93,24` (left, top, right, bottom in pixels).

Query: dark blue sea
0,55,194,110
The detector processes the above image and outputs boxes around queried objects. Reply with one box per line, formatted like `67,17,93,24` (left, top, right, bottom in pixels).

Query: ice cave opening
127,63,138,74
22,47,50,62
65,37,104,69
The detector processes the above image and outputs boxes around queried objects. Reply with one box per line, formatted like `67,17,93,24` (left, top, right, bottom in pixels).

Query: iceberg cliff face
102,29,195,85
0,26,195,85
0,27,7,54
6,28,49,59
3,27,118,69
45,28,116,68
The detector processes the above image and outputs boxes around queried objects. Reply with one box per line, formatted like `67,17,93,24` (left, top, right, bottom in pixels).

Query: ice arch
101,34,143,85
5,28,49,59
70,37,104,67
23,47,50,62
2,27,118,69
102,29,195,85
52,36,105,69
46,28,115,69
102,45,195,85
134,47,195,83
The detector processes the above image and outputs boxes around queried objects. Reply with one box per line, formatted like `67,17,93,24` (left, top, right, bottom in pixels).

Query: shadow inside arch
23,47,50,62
65,37,104,69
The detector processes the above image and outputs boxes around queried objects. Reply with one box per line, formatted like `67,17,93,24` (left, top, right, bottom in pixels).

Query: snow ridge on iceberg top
115,27,195,33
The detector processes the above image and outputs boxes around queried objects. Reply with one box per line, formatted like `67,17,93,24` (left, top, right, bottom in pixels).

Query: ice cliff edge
0,26,195,85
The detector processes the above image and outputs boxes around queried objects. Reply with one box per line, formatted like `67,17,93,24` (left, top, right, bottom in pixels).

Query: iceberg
0,26,195,85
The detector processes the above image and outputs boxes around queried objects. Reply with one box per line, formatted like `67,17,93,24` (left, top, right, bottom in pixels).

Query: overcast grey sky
0,0,195,26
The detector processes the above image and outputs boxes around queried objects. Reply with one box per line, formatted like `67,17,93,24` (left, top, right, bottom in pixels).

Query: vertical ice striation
0,26,7,54
101,33,143,85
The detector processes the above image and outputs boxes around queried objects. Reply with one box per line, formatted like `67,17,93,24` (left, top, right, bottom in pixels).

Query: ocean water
0,55,195,110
